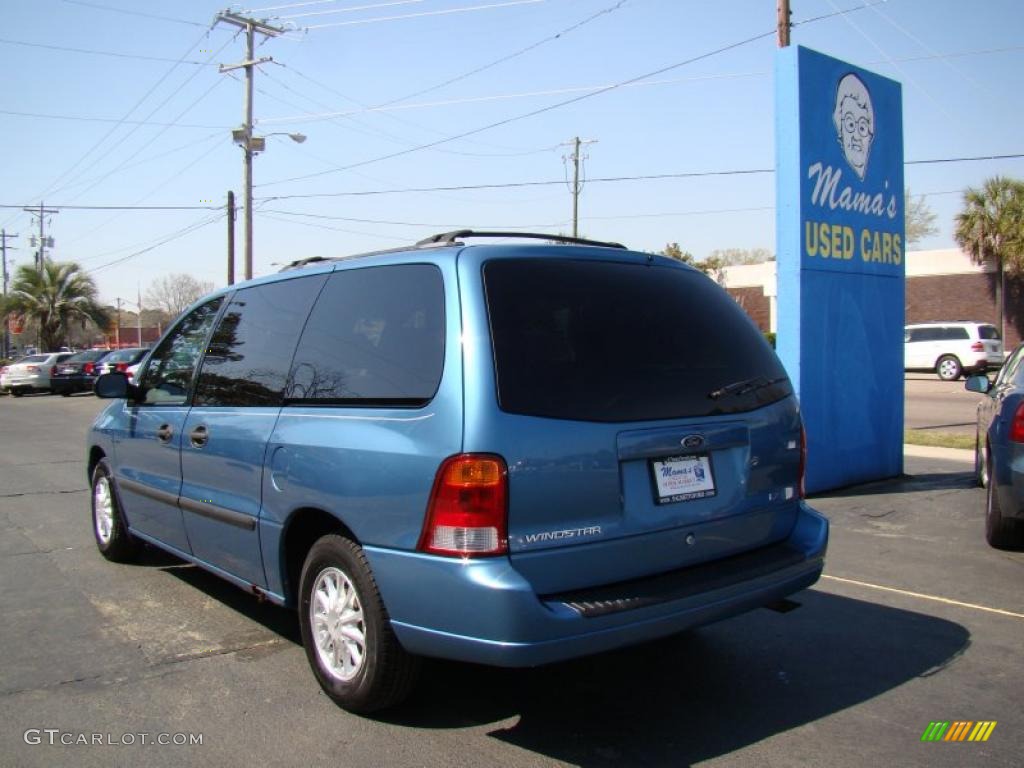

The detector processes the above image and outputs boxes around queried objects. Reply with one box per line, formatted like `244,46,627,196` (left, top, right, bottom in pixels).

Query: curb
904,443,974,464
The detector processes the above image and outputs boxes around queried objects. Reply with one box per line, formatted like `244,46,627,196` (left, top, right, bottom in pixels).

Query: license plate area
650,454,716,504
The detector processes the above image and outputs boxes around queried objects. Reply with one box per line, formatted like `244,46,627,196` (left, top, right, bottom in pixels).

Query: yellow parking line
820,575,1024,620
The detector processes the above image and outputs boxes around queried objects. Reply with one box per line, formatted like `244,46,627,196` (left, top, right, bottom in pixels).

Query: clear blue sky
1,0,1022,306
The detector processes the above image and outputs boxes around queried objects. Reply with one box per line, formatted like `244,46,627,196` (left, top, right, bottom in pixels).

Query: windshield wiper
708,376,787,400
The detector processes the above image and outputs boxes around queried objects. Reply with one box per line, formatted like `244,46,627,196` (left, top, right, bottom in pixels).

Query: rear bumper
5,375,49,391
50,375,95,394
367,503,827,667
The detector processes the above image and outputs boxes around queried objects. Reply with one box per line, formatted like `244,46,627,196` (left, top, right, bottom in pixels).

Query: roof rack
414,230,627,250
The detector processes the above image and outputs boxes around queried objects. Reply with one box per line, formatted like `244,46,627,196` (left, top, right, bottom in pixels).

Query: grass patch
904,429,975,451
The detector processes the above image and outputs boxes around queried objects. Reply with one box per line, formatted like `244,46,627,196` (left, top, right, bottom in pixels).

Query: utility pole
216,12,286,281
561,137,597,238
22,202,59,273
1,230,17,358
115,298,123,349
227,190,236,286
777,0,791,47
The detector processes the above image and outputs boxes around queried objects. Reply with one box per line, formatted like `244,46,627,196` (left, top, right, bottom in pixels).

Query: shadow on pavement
136,547,303,645
813,471,976,498
384,590,968,765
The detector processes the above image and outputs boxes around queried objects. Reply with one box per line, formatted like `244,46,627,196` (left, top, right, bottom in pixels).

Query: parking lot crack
0,488,87,499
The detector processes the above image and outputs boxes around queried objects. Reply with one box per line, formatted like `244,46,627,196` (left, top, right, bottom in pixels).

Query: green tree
953,176,1024,340
905,188,938,245
707,247,774,265
659,243,727,284
2,261,111,351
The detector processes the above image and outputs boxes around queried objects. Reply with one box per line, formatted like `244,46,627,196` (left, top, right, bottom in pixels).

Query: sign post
776,46,905,493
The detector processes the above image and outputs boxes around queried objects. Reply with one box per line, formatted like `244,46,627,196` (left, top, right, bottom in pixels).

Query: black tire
60,391,71,397
11,389,24,398
298,534,419,713
985,448,1023,548
90,458,140,562
975,430,988,488
936,355,962,381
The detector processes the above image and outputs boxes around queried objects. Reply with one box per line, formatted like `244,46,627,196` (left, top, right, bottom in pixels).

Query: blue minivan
88,232,828,713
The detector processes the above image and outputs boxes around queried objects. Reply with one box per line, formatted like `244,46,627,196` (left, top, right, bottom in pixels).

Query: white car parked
904,322,1004,381
2,352,76,396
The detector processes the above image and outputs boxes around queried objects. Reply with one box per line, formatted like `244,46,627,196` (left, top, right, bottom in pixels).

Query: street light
231,129,307,281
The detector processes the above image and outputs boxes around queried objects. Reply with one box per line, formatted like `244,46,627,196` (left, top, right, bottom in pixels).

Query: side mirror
94,372,135,399
965,375,992,394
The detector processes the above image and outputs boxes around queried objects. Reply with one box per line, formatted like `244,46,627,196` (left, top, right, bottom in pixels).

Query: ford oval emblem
682,434,705,450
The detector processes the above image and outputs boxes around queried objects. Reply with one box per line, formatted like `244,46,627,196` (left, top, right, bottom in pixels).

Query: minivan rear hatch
470,254,803,594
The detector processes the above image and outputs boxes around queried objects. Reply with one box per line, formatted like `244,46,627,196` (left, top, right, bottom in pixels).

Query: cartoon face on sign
832,73,874,179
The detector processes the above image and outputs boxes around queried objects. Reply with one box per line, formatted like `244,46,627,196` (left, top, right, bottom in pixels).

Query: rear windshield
483,258,792,422
104,348,146,363
19,355,48,364
979,325,1000,340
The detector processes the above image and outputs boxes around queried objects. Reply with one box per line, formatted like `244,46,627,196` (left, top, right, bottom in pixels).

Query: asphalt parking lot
1,394,1021,767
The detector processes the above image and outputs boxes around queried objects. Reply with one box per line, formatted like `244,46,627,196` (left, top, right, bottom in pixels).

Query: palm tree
954,176,1024,341
2,261,111,351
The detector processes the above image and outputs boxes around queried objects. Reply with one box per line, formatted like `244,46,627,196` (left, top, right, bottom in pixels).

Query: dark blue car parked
967,343,1024,549
87,231,828,713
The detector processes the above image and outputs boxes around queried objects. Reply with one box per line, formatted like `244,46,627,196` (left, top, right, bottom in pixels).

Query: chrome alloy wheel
93,476,115,545
310,567,366,682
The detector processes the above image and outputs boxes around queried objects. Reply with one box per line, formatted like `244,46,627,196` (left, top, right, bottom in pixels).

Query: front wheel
299,535,419,713
91,459,140,562
985,449,1023,548
936,355,962,381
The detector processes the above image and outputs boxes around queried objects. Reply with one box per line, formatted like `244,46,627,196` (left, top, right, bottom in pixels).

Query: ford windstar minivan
87,231,828,713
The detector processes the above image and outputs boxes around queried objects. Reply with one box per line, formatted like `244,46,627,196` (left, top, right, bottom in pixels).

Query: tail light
418,454,508,557
83,362,95,375
114,362,129,373
1010,402,1024,443
798,425,807,499
971,341,984,352
50,366,57,376
26,365,40,373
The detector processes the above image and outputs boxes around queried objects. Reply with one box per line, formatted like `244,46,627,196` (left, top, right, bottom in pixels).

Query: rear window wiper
708,376,788,400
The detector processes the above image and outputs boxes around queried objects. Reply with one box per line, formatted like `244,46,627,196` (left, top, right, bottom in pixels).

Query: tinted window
940,327,970,340
484,259,792,422
138,298,223,405
979,325,1000,340
195,276,326,406
104,348,147,364
287,265,445,405
19,355,48,364
66,350,108,363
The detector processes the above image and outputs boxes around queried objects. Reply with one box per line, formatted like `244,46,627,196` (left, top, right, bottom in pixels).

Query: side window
194,275,326,407
138,297,223,405
999,347,1024,387
942,327,970,340
287,264,445,405
905,329,918,342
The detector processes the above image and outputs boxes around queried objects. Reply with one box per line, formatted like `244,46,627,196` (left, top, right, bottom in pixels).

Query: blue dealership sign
775,46,904,492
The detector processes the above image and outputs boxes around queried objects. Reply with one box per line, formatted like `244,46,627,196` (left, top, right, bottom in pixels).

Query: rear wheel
299,534,419,713
936,355,962,381
985,448,1023,548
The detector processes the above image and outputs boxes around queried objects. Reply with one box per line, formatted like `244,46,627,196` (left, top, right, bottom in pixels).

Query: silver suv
904,322,1004,381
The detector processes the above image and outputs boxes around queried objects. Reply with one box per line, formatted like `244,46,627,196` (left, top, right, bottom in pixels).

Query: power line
87,214,226,273
304,0,545,29
0,26,215,231
0,37,217,65
258,46,1024,125
0,108,226,129
59,0,208,27
1,152,1016,212
369,0,629,111
258,27,779,188
277,0,425,20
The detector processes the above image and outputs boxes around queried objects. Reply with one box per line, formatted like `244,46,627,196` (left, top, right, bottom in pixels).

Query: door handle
156,424,173,443
189,425,209,448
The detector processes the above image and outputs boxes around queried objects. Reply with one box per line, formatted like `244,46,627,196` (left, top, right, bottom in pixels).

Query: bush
763,331,777,349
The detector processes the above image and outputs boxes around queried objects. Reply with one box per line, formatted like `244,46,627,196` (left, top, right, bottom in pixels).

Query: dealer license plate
651,454,716,504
